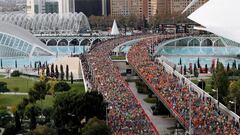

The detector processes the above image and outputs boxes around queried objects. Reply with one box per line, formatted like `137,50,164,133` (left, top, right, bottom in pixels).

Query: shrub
11,70,21,77
54,82,71,92
0,82,9,92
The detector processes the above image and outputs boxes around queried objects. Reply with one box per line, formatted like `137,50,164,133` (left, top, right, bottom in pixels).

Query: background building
27,0,46,16
45,1,58,13
110,0,157,20
27,0,60,16
75,0,110,16
110,0,207,21
171,0,208,15
157,0,171,16
58,0,75,15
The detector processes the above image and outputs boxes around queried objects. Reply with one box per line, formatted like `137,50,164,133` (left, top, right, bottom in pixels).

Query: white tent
188,0,240,43
111,20,120,35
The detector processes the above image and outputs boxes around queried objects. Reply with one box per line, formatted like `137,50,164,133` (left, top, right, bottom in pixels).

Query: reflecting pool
0,46,89,68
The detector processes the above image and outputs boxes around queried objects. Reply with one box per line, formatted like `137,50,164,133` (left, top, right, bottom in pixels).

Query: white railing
157,56,240,122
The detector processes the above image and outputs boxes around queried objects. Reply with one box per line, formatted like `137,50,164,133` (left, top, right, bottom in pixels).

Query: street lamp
212,88,219,107
229,97,237,114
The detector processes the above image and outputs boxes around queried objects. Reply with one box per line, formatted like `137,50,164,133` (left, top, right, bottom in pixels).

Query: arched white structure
188,0,240,44
0,12,91,34
0,22,54,57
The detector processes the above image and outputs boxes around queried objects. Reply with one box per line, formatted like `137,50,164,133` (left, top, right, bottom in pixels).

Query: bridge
127,34,240,134
35,34,115,46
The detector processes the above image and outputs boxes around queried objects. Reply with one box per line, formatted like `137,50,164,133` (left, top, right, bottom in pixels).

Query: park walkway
0,92,28,95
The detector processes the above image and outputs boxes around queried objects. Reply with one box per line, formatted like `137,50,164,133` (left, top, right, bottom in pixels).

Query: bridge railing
157,56,240,122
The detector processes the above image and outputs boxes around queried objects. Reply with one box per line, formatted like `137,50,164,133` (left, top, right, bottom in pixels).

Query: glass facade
0,32,52,57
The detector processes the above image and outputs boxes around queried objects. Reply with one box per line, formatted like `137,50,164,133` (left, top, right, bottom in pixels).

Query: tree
0,110,11,127
205,64,208,73
15,111,21,132
53,91,85,134
66,65,69,81
46,65,50,77
25,105,40,130
32,125,57,135
179,58,182,65
81,117,111,135
197,58,200,68
60,65,64,81
28,81,47,103
55,65,59,79
227,63,230,71
212,62,229,103
70,72,73,84
194,68,199,78
17,98,29,121
15,60,17,68
82,91,106,121
183,65,187,75
54,81,71,92
11,70,21,77
0,82,9,92
228,80,240,114
51,64,55,77
53,91,106,134
232,60,237,70
1,58,3,69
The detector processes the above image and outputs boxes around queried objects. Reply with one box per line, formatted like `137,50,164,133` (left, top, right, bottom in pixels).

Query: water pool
156,46,240,67
0,46,89,68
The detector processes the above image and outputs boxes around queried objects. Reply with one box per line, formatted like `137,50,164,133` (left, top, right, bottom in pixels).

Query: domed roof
0,21,54,57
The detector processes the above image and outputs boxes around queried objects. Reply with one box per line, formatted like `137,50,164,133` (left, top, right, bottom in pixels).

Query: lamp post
229,97,237,114
212,88,219,107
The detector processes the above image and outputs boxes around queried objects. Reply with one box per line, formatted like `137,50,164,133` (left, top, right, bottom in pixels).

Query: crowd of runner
127,34,240,134
80,35,158,134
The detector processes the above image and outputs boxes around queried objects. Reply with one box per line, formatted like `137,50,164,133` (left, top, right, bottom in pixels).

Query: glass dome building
0,12,91,34
0,22,54,57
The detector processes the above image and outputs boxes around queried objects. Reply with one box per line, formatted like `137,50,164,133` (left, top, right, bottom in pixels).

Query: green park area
111,55,126,60
0,95,27,109
0,74,5,78
0,77,36,92
0,76,85,109
192,78,213,93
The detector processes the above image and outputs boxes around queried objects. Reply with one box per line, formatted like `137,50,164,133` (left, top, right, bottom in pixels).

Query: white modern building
27,0,46,16
0,22,54,57
188,0,240,45
58,0,75,16
0,12,91,34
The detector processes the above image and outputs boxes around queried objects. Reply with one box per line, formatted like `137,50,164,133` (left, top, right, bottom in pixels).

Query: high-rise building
157,0,171,16
27,0,46,16
58,0,75,15
171,0,208,15
45,1,58,13
110,0,158,20
102,0,111,16
75,0,110,16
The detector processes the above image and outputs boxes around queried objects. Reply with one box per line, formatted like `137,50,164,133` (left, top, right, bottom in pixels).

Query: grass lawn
0,74,5,78
36,95,55,109
0,77,36,92
69,81,85,93
192,78,213,93
143,97,158,104
0,95,27,108
111,55,126,60
0,81,84,110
